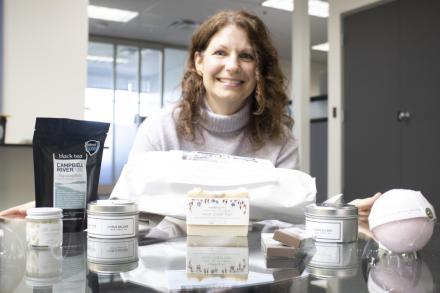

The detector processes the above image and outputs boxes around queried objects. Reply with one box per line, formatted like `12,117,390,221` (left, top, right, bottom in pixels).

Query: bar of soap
272,268,305,281
261,233,303,259
265,256,306,269
273,227,314,248
186,236,249,281
186,187,249,236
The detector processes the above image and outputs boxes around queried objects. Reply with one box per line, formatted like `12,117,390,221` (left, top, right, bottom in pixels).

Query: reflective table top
1,217,439,293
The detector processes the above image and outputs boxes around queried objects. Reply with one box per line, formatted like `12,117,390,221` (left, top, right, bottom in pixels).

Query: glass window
140,48,162,118
114,45,139,180
86,42,114,185
86,40,187,189
163,48,187,107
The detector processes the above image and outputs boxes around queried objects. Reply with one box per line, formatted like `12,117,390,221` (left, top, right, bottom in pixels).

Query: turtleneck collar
200,98,251,133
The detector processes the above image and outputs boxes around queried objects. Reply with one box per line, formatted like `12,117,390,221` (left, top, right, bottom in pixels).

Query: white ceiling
89,0,328,63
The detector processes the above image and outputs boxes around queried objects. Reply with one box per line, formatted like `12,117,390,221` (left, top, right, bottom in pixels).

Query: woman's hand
0,201,35,218
349,192,381,222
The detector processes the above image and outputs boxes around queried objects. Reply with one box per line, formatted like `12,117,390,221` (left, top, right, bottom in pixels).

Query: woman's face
195,24,257,115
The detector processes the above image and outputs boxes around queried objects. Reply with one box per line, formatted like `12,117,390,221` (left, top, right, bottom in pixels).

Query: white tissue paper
110,151,316,223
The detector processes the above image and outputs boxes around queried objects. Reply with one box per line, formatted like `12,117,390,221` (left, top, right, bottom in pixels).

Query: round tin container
87,200,139,239
307,241,358,279
305,203,358,243
87,236,139,274
88,260,139,274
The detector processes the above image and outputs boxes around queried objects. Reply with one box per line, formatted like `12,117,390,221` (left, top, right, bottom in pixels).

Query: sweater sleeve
275,129,300,170
128,107,181,162
128,118,158,161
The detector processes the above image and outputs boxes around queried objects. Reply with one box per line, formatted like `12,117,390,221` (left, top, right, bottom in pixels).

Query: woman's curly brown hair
176,10,293,149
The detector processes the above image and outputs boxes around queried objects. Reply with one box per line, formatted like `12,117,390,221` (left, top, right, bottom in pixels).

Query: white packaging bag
110,151,316,223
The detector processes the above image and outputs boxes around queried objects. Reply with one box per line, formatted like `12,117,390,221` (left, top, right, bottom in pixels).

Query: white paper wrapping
110,151,316,223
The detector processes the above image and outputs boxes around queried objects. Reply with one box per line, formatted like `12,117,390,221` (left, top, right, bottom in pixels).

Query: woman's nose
225,56,240,73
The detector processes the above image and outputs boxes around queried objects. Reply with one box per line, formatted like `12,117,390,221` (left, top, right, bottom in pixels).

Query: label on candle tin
87,238,137,262
88,216,136,238
306,219,343,242
310,242,343,265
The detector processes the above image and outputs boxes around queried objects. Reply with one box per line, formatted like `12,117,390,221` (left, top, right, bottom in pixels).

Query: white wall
310,61,327,97
0,146,34,210
281,59,327,100
328,0,384,195
2,0,88,143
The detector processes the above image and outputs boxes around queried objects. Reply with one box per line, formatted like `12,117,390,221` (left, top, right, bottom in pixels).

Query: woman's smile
217,77,244,87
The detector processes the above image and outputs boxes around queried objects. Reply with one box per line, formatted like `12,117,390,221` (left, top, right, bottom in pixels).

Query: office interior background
1,0,439,213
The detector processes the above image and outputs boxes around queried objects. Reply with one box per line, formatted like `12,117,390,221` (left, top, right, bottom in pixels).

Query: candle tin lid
26,207,63,219
87,200,138,214
305,203,358,218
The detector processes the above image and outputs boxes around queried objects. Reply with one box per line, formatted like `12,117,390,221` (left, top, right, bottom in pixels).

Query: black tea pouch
33,118,110,233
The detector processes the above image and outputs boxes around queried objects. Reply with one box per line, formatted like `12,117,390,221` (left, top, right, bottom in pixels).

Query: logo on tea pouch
85,140,100,156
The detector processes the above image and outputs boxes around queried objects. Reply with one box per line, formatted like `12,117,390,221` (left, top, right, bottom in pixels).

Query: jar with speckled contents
26,207,63,247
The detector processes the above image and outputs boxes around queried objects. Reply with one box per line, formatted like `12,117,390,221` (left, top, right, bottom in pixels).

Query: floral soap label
187,246,249,278
186,197,249,225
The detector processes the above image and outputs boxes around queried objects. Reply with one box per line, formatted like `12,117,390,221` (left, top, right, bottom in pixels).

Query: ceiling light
312,42,329,52
88,5,138,23
261,0,329,18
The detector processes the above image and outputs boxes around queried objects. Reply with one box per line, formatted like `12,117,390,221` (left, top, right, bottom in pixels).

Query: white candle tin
87,200,138,239
305,203,358,243
307,241,358,279
87,236,139,273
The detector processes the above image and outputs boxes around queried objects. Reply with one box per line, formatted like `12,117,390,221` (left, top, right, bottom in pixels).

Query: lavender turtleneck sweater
128,100,299,169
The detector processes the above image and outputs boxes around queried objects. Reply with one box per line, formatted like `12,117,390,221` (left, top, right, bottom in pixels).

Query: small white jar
26,246,62,288
87,200,138,239
26,207,63,247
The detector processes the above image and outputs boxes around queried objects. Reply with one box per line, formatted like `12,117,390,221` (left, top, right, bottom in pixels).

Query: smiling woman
129,10,298,169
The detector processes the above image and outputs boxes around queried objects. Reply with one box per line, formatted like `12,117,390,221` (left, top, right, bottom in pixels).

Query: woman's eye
240,53,255,61
213,50,226,56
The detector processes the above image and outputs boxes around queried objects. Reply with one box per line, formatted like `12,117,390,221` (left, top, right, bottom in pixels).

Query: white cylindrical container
26,207,63,247
305,203,358,243
307,241,358,279
87,236,139,274
26,246,62,288
87,200,138,239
